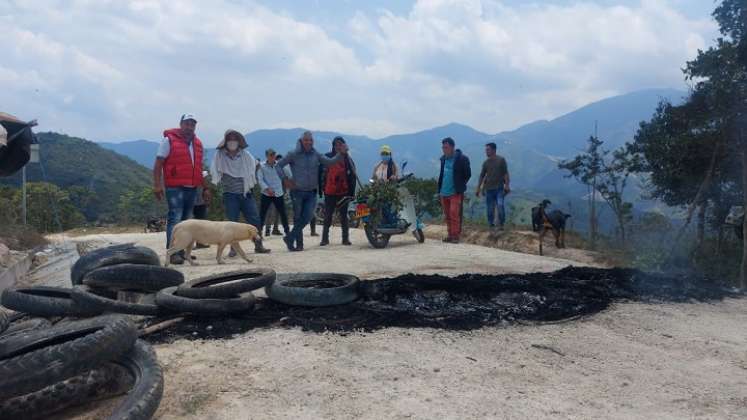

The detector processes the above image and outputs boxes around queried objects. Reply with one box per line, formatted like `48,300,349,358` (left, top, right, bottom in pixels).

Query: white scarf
210,149,257,194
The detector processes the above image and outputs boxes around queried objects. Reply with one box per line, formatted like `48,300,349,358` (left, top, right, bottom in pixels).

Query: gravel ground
24,229,747,419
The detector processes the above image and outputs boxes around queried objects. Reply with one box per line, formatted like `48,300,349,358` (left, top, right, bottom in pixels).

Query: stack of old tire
0,243,363,419
0,243,172,419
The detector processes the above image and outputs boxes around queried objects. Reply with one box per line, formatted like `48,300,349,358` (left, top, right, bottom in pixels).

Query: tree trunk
741,133,747,290
697,203,706,246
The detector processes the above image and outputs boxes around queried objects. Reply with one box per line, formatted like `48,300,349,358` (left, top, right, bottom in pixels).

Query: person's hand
203,189,212,202
475,188,481,197
265,188,275,196
504,185,511,194
154,187,164,201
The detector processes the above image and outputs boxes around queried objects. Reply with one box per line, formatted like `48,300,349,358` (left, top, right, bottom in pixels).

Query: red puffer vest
163,128,204,188
324,159,349,196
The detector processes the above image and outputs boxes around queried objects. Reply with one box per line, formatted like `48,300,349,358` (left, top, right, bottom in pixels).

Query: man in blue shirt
438,137,471,243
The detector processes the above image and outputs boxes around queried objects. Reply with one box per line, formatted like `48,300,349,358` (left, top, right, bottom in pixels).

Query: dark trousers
322,194,349,241
259,195,290,235
223,192,260,228
193,204,207,220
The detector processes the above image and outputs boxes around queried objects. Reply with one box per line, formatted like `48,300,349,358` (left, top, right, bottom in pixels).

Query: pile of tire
0,314,162,420
0,243,364,418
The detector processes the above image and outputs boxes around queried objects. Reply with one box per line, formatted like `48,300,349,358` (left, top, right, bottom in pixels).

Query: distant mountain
100,88,683,199
501,88,686,157
2,132,152,221
100,139,159,168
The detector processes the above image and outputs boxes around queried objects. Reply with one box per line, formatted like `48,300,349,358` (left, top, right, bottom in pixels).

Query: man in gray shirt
257,148,290,236
476,142,510,230
277,131,347,251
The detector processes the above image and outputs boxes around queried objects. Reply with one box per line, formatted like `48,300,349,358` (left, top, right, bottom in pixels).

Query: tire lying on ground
1,286,103,317
0,311,7,335
83,264,184,293
0,363,135,420
70,286,167,317
108,339,164,420
176,268,276,299
265,273,360,307
0,318,52,341
156,287,256,315
71,244,160,285
0,315,137,400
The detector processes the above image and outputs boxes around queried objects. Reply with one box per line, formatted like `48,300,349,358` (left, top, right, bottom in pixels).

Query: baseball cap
180,113,197,123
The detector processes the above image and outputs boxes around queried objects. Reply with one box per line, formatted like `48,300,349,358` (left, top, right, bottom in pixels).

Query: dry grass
0,225,49,250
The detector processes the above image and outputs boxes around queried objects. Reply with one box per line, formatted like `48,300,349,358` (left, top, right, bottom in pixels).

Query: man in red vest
153,114,211,264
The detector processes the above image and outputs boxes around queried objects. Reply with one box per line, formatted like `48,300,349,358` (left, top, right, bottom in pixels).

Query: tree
630,0,746,287
23,182,85,232
558,136,602,246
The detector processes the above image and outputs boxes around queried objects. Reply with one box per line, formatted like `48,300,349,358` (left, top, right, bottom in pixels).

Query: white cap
180,113,197,123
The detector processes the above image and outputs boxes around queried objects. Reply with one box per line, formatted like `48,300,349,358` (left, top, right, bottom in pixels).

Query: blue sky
1,0,720,144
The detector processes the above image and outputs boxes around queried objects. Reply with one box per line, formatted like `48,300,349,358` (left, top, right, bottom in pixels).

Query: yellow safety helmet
380,145,392,154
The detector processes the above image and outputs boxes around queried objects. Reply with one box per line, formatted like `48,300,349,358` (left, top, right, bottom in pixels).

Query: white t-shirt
156,137,195,164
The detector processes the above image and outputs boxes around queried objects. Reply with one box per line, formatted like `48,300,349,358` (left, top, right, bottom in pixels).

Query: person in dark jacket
319,136,357,246
277,131,346,251
437,137,471,243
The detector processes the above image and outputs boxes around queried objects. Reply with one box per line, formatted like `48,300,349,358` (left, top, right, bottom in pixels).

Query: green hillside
1,132,153,222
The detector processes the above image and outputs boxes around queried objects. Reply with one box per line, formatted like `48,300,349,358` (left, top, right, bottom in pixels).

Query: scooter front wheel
364,224,390,249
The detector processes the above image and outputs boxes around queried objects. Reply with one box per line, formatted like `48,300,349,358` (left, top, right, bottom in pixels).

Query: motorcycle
354,164,426,249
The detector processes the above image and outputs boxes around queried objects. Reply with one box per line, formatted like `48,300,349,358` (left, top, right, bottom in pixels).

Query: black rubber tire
0,363,134,420
414,228,425,243
70,286,166,316
1,286,102,317
265,273,360,307
176,268,276,299
0,311,7,335
108,339,164,420
71,245,160,285
0,318,51,341
156,287,256,315
82,263,184,292
364,224,390,249
0,315,137,400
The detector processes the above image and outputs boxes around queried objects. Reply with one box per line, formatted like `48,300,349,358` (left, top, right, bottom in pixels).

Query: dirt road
26,229,747,419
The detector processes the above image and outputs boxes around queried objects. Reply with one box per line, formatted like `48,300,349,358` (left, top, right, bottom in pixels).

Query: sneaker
228,249,237,258
283,236,295,251
310,232,319,237
169,254,184,265
342,239,352,246
319,239,329,246
254,244,271,254
272,229,282,235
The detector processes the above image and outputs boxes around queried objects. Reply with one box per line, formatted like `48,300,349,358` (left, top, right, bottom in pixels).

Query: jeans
289,190,317,249
223,192,260,228
322,194,349,241
166,187,197,248
485,186,506,226
259,195,290,235
441,193,464,239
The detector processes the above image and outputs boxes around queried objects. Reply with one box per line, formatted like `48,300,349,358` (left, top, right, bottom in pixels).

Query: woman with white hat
209,129,270,254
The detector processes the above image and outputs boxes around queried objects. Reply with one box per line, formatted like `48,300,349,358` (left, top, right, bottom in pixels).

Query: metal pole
22,165,27,225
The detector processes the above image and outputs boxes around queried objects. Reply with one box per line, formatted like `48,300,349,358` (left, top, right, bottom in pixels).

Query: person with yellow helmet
372,145,400,182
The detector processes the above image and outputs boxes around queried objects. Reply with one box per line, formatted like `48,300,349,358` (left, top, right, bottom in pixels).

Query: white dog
165,220,262,266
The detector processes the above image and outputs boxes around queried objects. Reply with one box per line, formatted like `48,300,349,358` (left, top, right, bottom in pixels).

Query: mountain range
100,88,685,197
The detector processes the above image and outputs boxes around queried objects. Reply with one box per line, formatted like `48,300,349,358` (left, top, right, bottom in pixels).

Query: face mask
381,155,391,162
226,141,239,151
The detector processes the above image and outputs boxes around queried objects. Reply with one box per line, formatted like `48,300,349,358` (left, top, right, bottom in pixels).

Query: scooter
355,163,426,249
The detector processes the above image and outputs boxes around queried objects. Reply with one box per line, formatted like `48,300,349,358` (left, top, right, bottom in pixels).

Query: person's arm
476,162,487,197
503,159,510,194
318,144,347,166
464,156,472,186
153,158,165,201
277,152,293,168
257,165,274,196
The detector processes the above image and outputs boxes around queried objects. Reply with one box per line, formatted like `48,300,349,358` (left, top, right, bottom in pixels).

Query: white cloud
0,0,718,143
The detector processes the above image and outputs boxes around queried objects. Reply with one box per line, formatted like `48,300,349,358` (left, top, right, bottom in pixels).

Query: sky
1,0,721,145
